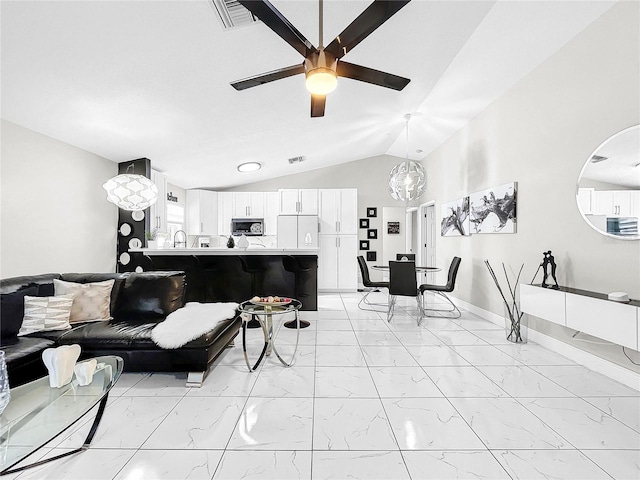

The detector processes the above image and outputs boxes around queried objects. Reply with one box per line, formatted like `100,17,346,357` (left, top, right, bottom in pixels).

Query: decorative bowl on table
250,296,292,306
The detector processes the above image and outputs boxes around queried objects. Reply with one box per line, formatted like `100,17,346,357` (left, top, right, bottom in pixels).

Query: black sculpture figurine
541,250,559,289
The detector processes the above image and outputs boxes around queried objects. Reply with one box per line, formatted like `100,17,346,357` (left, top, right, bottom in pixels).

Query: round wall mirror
577,125,640,240
119,223,132,237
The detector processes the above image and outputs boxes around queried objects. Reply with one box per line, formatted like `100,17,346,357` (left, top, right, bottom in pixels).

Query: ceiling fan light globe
305,68,337,95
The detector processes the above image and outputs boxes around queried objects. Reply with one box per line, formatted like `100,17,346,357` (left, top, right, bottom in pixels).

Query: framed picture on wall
359,240,370,250
367,207,377,218
441,197,471,237
387,222,400,234
359,219,369,229
469,182,517,234
367,229,378,239
366,251,377,262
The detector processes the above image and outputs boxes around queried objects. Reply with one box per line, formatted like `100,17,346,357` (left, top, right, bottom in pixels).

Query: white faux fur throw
151,302,239,349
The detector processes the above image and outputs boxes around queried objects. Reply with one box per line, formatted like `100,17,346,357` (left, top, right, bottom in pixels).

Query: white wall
1,120,118,277
416,2,640,371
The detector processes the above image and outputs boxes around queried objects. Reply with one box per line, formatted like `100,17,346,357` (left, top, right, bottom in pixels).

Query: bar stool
239,256,266,329
282,256,311,328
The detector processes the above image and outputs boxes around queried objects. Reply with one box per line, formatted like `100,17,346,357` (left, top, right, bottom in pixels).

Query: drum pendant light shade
388,114,426,202
103,174,158,211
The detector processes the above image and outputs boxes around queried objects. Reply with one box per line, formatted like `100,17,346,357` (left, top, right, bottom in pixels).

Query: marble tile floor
8,293,640,480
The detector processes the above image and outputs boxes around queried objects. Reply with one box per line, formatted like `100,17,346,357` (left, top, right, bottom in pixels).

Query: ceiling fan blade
337,61,410,91
325,0,411,59
231,64,305,90
311,95,326,117
238,0,316,57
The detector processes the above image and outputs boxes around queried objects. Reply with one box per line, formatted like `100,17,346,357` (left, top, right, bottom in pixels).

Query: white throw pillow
53,279,115,323
18,294,74,336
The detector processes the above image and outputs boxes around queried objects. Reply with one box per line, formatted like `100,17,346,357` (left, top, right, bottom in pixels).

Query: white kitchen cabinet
278,189,318,215
577,188,593,215
217,192,233,236
318,189,357,235
149,170,167,233
186,190,218,235
264,192,279,236
318,234,357,291
233,192,264,218
594,190,640,216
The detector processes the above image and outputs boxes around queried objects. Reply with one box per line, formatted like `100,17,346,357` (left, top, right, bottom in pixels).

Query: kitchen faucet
173,230,187,248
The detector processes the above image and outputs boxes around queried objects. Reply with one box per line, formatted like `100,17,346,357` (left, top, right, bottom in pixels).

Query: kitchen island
130,248,319,310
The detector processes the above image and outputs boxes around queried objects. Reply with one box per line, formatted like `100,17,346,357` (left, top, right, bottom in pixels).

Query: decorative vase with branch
485,260,526,343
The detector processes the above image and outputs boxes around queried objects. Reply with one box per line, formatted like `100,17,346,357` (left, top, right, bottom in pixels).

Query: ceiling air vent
591,155,609,163
211,0,258,29
288,156,306,165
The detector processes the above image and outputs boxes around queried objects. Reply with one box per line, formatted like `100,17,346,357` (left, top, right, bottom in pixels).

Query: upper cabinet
149,170,167,233
217,192,233,236
318,189,358,235
232,192,264,218
186,190,218,235
279,189,318,215
593,190,640,217
264,192,279,236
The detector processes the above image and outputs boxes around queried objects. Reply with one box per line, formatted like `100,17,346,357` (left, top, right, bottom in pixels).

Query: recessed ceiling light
237,162,262,173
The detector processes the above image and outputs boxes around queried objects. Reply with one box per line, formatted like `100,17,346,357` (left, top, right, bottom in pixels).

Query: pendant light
388,114,426,202
102,164,158,211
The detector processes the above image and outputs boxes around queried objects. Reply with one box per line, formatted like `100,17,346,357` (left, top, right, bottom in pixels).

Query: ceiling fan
231,0,411,117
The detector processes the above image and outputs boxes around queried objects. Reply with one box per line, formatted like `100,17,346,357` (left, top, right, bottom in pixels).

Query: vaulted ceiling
1,1,616,189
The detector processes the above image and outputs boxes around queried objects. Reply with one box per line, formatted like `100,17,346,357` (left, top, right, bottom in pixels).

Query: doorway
419,201,436,285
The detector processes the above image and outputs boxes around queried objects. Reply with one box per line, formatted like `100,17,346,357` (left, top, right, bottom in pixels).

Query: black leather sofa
0,271,241,387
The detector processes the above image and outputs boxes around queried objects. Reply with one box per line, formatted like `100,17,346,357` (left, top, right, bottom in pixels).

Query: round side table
237,299,302,371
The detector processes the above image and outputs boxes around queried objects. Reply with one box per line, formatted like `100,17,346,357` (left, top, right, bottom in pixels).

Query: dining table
371,265,441,272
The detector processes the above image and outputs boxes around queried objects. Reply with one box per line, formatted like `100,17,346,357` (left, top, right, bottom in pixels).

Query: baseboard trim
450,295,640,391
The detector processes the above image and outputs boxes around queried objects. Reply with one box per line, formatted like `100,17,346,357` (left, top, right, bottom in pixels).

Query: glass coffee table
238,299,302,371
0,355,123,476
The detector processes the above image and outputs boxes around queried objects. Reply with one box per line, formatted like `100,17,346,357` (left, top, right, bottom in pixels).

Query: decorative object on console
0,351,10,415
41,345,81,388
359,240,370,251
366,251,377,262
389,114,426,202
359,219,369,229
146,228,159,249
367,229,378,239
485,260,527,343
102,163,158,212
227,236,235,248
441,197,470,236
469,182,517,234
387,222,400,234
73,358,98,386
367,207,377,218
608,291,630,302
530,250,559,289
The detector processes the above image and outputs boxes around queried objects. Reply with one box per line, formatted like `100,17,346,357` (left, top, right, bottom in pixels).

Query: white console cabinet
520,284,639,350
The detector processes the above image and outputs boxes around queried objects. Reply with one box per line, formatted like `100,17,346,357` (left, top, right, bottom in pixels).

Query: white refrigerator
277,215,319,249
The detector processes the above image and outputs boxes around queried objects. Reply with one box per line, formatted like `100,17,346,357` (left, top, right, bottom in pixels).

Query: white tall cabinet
217,192,233,236
318,188,358,291
149,170,167,233
186,190,218,235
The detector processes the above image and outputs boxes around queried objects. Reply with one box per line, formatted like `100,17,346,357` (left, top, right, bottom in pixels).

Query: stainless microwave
231,218,264,236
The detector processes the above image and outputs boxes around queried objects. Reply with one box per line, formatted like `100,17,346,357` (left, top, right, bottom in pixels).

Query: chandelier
388,114,426,202
102,164,158,211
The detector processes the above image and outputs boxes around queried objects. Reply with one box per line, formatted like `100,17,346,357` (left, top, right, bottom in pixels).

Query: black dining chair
396,253,415,261
419,256,462,318
387,260,422,324
357,256,389,311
